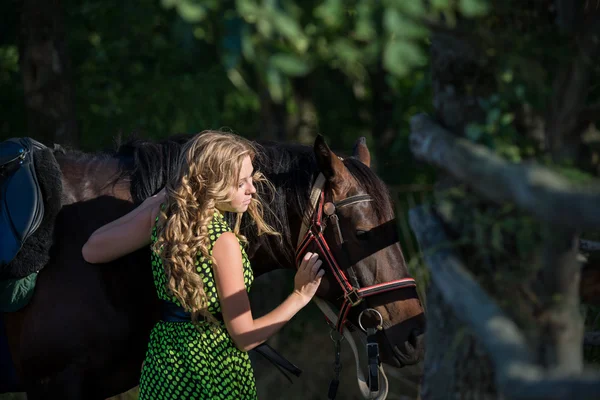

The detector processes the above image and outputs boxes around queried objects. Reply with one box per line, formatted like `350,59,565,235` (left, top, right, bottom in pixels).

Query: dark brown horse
1,135,425,399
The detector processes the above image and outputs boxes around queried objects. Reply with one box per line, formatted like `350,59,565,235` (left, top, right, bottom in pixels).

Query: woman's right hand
293,252,324,305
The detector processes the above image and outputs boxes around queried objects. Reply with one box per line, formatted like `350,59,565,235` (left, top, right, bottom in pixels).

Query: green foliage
64,0,266,150
459,0,489,17
160,0,490,103
464,76,539,162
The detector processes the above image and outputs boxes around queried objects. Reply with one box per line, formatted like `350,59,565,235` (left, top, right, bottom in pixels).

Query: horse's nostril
392,328,425,367
409,329,420,346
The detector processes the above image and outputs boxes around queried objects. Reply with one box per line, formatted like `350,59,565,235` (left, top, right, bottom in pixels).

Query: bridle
295,191,417,335
295,173,417,399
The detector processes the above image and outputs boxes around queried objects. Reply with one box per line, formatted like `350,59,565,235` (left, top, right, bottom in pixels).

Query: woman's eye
238,182,244,188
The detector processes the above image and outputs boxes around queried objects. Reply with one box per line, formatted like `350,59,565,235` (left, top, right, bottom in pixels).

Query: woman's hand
293,252,324,305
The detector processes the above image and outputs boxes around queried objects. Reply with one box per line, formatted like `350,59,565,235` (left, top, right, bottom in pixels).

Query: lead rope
328,331,343,399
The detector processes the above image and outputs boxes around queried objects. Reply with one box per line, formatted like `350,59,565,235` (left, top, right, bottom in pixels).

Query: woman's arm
212,232,323,351
92,189,166,236
81,190,165,264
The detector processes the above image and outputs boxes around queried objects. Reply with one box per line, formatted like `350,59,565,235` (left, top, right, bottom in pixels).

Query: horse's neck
248,178,314,276
55,152,132,205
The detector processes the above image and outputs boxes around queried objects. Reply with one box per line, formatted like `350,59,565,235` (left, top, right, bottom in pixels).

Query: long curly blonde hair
152,131,279,324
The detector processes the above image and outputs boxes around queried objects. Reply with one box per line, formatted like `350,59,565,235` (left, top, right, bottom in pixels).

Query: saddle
0,137,48,275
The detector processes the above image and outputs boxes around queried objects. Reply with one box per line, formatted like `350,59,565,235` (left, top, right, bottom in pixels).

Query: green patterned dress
139,210,257,400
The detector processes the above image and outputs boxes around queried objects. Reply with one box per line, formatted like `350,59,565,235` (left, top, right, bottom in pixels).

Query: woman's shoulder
212,231,243,266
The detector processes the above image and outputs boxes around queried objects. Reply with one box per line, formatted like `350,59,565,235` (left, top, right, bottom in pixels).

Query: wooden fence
407,113,600,399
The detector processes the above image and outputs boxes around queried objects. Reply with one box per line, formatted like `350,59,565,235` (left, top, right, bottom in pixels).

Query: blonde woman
82,131,324,399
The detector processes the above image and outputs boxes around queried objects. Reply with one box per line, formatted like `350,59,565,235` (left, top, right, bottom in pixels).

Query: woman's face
216,155,256,213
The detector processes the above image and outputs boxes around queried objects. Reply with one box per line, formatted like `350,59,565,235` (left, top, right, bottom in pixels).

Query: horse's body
1,136,425,399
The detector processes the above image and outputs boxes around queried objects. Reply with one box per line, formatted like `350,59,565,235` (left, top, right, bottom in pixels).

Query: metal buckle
311,222,325,234
345,289,362,306
358,308,384,333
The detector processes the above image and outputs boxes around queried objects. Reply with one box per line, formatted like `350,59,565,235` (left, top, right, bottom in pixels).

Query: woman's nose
248,182,256,194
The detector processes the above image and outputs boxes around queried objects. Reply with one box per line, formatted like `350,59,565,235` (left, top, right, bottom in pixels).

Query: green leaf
430,0,450,10
240,24,255,61
355,2,376,41
383,40,426,77
226,68,253,94
270,53,311,76
315,0,344,28
501,69,513,83
161,0,177,9
257,17,273,38
459,0,489,18
236,0,260,21
392,1,426,17
270,11,308,53
176,1,206,23
491,224,503,251
384,43,409,77
500,113,514,126
465,123,484,142
266,67,284,103
515,85,525,99
486,108,501,125
384,9,428,39
332,39,362,64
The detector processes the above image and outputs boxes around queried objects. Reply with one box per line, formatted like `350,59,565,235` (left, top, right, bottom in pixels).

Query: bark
370,61,396,175
20,0,78,146
289,76,318,144
258,86,287,142
546,2,600,165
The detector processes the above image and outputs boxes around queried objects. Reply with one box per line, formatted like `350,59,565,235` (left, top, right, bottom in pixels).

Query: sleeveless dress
139,210,257,400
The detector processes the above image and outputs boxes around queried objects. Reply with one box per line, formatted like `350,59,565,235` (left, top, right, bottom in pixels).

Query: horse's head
306,136,425,368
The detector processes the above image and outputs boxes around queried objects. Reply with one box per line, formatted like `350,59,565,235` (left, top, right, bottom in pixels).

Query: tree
20,0,79,146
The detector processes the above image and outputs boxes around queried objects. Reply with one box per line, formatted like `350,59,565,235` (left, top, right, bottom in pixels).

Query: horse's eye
356,230,367,238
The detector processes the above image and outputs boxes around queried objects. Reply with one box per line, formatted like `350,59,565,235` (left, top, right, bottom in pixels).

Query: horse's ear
314,135,345,180
353,137,371,167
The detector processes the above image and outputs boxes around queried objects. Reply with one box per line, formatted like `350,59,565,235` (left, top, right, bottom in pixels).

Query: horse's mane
108,135,393,266
112,134,193,202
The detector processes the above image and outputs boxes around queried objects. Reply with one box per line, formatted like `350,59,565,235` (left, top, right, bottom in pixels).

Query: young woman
82,131,324,399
